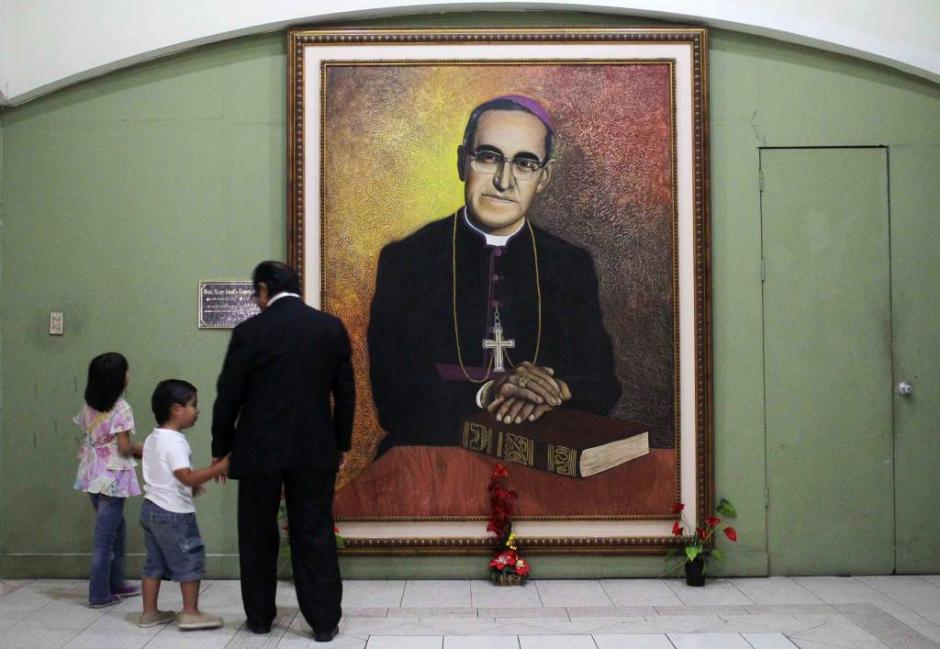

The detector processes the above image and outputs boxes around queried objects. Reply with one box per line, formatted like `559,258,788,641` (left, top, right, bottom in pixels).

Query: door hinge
765,486,770,509
761,258,766,282
759,169,765,193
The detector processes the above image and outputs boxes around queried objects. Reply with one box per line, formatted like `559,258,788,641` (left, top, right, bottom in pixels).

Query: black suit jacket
211,296,355,478
368,212,620,455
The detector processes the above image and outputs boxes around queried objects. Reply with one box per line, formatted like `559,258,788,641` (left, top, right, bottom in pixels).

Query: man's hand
485,362,571,424
211,456,228,484
338,451,350,473
489,397,554,424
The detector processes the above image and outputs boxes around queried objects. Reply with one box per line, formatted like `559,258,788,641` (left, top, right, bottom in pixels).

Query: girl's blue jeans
88,493,126,605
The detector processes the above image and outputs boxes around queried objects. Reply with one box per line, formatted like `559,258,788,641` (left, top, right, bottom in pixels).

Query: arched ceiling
1,1,938,106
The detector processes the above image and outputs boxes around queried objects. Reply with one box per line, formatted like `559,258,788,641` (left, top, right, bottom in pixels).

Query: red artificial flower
492,463,509,478
671,502,685,514
723,526,738,542
696,527,706,541
489,549,518,570
671,520,683,536
514,559,530,576
705,516,720,528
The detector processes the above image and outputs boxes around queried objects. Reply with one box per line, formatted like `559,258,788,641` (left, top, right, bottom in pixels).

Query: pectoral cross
482,316,515,373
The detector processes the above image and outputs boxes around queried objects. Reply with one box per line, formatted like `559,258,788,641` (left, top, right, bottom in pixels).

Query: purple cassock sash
435,361,492,382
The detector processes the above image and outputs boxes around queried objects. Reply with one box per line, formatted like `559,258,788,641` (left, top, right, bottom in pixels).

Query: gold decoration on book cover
547,444,578,477
502,432,535,467
462,421,494,454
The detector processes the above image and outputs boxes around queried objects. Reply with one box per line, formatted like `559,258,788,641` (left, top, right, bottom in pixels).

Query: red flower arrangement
669,498,738,573
487,463,529,585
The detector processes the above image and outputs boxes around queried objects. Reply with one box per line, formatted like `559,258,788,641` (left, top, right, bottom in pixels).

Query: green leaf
716,498,737,518
711,547,725,562
685,546,701,561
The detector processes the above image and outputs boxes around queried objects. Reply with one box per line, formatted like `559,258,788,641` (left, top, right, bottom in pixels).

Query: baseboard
0,551,770,580
0,554,242,579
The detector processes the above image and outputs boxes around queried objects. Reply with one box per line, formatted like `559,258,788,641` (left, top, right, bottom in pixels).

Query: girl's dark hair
84,352,129,412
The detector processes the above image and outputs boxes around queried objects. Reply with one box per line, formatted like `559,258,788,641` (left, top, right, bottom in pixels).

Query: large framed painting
288,26,711,553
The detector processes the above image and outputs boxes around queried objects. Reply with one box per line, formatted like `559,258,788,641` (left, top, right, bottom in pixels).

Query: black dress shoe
246,622,271,634
313,625,339,642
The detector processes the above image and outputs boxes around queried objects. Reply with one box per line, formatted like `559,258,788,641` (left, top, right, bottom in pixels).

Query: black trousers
237,467,342,633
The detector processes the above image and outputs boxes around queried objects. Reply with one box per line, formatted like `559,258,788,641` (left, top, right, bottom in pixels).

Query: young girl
74,352,144,607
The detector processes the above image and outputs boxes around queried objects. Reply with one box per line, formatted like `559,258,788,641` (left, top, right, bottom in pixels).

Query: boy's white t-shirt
142,427,194,513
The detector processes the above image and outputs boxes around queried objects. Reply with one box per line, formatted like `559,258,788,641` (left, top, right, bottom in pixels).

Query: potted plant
669,498,738,586
487,463,530,585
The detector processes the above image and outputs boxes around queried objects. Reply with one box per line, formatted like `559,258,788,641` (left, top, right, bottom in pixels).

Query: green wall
1,11,938,578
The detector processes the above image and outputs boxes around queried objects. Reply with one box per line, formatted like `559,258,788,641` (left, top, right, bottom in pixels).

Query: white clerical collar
462,207,525,247
268,292,300,306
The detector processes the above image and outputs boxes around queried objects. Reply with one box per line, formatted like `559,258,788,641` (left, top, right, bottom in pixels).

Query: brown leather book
459,409,650,478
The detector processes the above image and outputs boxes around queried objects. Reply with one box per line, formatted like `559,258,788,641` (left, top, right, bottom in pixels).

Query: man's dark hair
460,97,555,163
84,352,129,412
151,379,198,426
252,261,301,297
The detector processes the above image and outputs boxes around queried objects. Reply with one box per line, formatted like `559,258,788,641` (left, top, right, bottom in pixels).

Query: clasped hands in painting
483,361,572,424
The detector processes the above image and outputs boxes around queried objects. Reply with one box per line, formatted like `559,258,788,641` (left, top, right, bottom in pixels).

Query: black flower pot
684,556,706,586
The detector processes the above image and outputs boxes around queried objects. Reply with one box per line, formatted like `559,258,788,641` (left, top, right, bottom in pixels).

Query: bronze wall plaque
198,281,260,329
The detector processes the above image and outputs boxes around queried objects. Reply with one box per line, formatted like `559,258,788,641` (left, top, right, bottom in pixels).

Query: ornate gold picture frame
288,26,711,554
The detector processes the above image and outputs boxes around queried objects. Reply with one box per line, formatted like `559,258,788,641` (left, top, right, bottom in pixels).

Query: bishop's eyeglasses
468,148,547,181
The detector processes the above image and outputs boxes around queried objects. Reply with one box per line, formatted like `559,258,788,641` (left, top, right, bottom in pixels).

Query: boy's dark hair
84,352,129,412
252,261,301,298
151,379,198,426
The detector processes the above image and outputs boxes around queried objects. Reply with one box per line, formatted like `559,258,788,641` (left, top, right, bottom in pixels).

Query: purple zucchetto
461,94,556,161
487,94,555,132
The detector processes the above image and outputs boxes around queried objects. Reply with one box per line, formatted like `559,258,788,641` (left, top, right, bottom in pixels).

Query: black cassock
368,210,621,457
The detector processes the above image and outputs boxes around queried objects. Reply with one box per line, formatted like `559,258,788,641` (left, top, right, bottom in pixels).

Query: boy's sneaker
139,610,176,627
177,611,224,630
113,584,142,599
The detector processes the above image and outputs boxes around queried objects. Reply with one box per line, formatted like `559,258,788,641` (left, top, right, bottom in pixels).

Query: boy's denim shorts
139,499,205,582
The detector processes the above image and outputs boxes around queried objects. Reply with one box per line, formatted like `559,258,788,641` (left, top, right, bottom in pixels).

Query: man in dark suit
368,96,620,456
211,260,354,643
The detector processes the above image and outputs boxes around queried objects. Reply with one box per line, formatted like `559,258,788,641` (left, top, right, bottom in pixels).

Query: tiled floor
1,576,939,648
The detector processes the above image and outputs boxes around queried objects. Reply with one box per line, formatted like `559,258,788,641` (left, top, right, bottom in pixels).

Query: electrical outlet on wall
49,312,64,335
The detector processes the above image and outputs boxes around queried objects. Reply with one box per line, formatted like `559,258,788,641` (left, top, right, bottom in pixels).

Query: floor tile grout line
57,617,100,649
841,601,940,647
851,577,940,628
599,579,616,609
727,577,759,606
23,586,111,649
784,575,828,604
0,579,31,601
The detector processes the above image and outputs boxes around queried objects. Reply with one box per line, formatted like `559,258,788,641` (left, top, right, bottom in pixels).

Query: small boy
138,379,229,630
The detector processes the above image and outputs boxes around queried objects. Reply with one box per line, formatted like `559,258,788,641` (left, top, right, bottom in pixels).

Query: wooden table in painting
334,446,675,519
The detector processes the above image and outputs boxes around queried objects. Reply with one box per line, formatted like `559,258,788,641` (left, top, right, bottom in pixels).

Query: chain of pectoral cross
482,309,516,373
451,210,544,383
